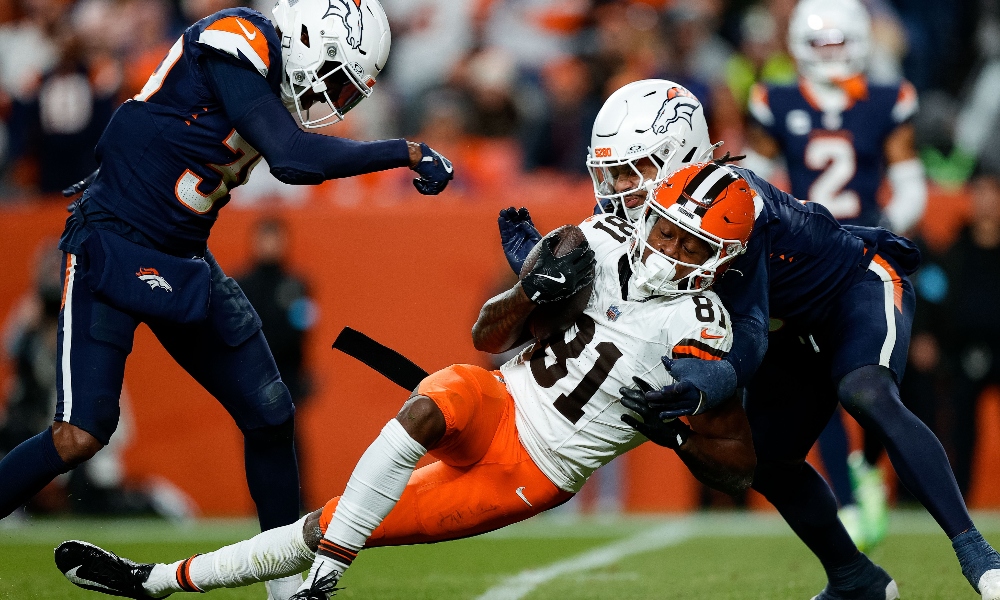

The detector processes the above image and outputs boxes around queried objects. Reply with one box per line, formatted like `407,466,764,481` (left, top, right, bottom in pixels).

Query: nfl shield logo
606,305,621,321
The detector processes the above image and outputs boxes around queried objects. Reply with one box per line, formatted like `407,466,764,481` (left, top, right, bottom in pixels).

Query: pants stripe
867,258,896,368
61,254,77,421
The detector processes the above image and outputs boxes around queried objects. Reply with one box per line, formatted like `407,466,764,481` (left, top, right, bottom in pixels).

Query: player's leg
149,254,299,534
816,409,867,549
830,254,1000,597
300,364,571,592
747,333,894,600
0,253,135,518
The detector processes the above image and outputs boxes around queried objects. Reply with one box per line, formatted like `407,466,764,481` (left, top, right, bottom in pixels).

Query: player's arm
200,55,450,190
621,381,754,495
882,122,927,234
472,284,536,354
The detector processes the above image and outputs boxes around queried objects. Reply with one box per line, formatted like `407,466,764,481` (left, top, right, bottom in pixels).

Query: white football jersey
500,214,733,493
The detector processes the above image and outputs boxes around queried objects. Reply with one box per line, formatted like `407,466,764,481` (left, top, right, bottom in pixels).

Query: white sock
266,574,304,600
320,419,426,566
143,515,313,596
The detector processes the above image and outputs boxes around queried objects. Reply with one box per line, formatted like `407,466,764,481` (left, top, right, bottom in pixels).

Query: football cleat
55,540,157,599
811,567,898,600
849,451,888,549
838,504,868,552
290,570,342,599
981,568,1000,600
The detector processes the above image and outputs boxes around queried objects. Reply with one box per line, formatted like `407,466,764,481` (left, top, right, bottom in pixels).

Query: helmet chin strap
629,252,678,299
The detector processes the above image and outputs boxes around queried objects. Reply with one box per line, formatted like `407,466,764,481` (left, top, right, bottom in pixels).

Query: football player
499,79,1000,600
54,164,757,600
743,0,928,548
0,2,452,596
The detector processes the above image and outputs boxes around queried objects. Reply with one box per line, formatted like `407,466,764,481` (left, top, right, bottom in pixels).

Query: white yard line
475,519,696,600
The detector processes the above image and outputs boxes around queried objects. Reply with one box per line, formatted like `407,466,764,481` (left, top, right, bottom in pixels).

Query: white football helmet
587,79,716,222
272,0,391,128
788,0,871,83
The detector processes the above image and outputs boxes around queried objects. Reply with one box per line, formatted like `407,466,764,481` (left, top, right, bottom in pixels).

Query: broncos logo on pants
324,0,363,50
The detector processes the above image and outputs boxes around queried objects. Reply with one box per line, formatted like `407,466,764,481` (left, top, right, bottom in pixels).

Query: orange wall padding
1,182,996,516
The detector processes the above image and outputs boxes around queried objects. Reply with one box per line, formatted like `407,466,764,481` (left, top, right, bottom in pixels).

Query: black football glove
644,357,737,419
520,235,595,304
498,207,542,274
620,376,692,450
412,143,454,195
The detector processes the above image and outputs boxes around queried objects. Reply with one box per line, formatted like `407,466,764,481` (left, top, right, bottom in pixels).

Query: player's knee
237,380,296,432
395,395,446,449
837,365,900,422
242,413,295,447
302,508,324,551
51,422,104,466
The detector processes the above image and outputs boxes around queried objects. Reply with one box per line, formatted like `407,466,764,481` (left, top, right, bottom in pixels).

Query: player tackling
54,163,757,599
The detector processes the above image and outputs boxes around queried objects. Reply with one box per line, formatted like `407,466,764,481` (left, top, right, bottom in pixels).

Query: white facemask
628,252,677,300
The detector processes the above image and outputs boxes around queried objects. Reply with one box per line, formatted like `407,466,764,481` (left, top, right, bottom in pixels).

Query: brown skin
52,422,103,466
607,157,659,210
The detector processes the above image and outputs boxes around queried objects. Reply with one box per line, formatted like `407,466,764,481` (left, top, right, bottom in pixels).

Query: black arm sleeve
200,54,410,185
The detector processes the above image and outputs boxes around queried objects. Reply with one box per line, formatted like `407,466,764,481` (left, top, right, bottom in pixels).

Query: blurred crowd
3,0,1000,511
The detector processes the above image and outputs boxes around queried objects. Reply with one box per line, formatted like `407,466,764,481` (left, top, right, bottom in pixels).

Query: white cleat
979,569,1000,600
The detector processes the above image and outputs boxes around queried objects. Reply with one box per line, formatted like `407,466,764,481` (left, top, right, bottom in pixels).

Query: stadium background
2,0,1000,518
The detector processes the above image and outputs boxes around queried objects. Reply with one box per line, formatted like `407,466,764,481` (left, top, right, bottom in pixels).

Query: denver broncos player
744,0,926,233
500,80,1000,600
744,0,927,553
53,164,756,600
0,1,452,596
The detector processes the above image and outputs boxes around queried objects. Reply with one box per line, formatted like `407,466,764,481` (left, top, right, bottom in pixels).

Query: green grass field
2,511,997,599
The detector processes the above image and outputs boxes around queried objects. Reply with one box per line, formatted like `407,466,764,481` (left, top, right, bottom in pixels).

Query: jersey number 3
805,135,860,220
175,130,262,214
528,315,623,423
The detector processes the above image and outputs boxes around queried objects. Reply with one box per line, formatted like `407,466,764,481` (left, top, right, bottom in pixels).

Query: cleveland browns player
54,163,756,600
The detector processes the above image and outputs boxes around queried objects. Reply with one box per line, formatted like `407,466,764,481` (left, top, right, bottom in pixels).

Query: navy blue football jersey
748,78,917,227
86,8,282,254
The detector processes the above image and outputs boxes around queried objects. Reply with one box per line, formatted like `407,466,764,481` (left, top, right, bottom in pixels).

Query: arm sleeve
713,227,769,387
201,55,410,184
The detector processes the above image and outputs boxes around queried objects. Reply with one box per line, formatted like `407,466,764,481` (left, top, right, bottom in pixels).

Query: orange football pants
319,364,573,547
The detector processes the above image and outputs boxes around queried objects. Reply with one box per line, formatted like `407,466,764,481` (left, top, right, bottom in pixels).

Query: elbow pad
883,158,927,233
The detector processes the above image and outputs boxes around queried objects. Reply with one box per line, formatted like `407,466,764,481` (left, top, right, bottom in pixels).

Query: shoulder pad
579,214,636,262
196,9,278,77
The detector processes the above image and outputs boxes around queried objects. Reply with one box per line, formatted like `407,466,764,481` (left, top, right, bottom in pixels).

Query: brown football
519,225,594,341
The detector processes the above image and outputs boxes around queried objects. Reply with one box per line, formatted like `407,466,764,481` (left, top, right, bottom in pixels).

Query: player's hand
292,555,343,600
411,143,454,195
498,207,542,274
520,235,595,304
620,376,692,450
647,357,737,419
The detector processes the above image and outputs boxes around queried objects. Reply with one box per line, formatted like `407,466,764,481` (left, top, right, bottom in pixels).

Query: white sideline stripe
61,254,77,421
867,259,897,367
475,520,695,600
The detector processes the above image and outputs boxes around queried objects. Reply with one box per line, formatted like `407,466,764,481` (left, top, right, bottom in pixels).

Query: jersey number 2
528,315,623,423
805,135,860,220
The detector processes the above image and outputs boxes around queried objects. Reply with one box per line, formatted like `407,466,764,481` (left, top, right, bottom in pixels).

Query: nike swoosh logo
536,273,566,283
236,19,257,40
700,328,723,340
515,486,533,507
65,566,114,591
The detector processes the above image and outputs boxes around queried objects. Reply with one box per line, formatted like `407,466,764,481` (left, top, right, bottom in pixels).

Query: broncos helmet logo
324,0,363,50
649,97,699,135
